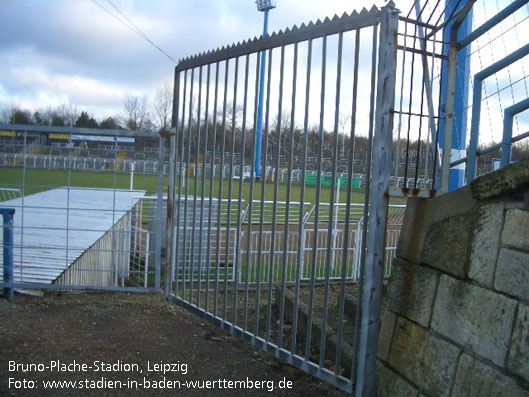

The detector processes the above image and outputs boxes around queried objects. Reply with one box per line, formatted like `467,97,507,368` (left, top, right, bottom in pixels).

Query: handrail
502,98,529,167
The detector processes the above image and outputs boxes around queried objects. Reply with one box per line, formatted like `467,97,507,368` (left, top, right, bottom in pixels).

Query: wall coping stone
471,159,529,200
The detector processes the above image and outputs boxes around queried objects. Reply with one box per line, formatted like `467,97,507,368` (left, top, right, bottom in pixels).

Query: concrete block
471,159,529,200
377,310,397,362
389,317,460,397
275,287,354,375
432,275,517,366
453,354,529,397
396,197,421,262
342,294,357,320
397,187,475,265
468,202,504,287
421,214,472,278
502,209,529,252
387,258,439,327
508,304,529,382
376,361,418,397
495,248,529,301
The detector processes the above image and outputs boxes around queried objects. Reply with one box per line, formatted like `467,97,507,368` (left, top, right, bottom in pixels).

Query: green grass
0,168,164,196
176,173,406,205
180,176,365,204
172,258,391,284
0,167,406,206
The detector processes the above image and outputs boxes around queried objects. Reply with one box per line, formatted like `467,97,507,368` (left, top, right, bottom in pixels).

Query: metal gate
167,3,398,394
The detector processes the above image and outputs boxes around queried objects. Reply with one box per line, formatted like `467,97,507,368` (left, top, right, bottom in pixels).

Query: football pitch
0,168,406,205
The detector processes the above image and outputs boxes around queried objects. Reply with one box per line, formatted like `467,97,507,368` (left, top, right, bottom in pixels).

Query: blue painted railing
1,208,15,300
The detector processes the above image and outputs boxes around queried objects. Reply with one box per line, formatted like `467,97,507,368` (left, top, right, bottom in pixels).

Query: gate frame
355,4,399,395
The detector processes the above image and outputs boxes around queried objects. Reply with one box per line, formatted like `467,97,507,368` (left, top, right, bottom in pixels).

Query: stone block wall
376,160,529,396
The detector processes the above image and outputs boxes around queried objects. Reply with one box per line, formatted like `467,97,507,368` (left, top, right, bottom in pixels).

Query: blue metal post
254,9,269,179
1,208,15,300
439,1,472,191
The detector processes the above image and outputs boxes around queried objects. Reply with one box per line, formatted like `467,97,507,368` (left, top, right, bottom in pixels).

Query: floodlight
255,0,276,12
254,0,276,179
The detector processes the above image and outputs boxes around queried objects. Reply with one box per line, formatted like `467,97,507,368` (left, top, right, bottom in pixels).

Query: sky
0,0,527,147
0,0,392,121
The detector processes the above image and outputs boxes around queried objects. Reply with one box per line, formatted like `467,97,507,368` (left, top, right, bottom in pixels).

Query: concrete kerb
276,287,355,375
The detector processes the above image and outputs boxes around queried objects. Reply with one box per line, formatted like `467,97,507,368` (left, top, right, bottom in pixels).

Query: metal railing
0,152,169,175
388,0,529,196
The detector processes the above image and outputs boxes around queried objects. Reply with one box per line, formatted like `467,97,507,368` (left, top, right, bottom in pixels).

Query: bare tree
1,105,32,125
0,107,11,124
271,111,292,156
153,83,172,133
37,103,79,127
226,100,243,130
56,103,79,127
123,95,151,131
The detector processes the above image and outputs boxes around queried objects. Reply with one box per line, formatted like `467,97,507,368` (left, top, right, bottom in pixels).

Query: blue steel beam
458,0,528,49
439,0,473,191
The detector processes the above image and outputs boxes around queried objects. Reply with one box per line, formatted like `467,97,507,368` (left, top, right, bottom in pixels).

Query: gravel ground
0,292,347,397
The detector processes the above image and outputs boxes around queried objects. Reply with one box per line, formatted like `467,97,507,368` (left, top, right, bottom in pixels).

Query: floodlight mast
254,0,276,179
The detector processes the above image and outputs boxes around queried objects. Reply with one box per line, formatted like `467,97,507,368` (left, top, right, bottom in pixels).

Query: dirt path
0,292,345,396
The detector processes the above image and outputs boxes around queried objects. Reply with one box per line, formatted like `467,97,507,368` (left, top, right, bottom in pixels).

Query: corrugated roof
0,188,145,284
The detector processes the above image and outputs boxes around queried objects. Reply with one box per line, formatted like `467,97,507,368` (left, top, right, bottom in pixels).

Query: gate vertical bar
174,70,188,298
261,49,274,339
305,34,326,360
190,66,204,304
336,28,361,376
166,67,179,296
197,64,211,309
356,3,398,396
243,53,260,331
279,42,298,348
214,60,229,317
224,57,238,321
206,63,221,312
273,45,286,346
320,31,343,368
291,38,312,353
155,131,164,290
244,52,261,332
233,54,250,325
182,69,195,298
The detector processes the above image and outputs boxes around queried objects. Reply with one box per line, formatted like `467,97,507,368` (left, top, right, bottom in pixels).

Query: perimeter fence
0,129,165,293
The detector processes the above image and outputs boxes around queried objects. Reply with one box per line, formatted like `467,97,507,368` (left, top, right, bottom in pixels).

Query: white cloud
1,60,128,117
